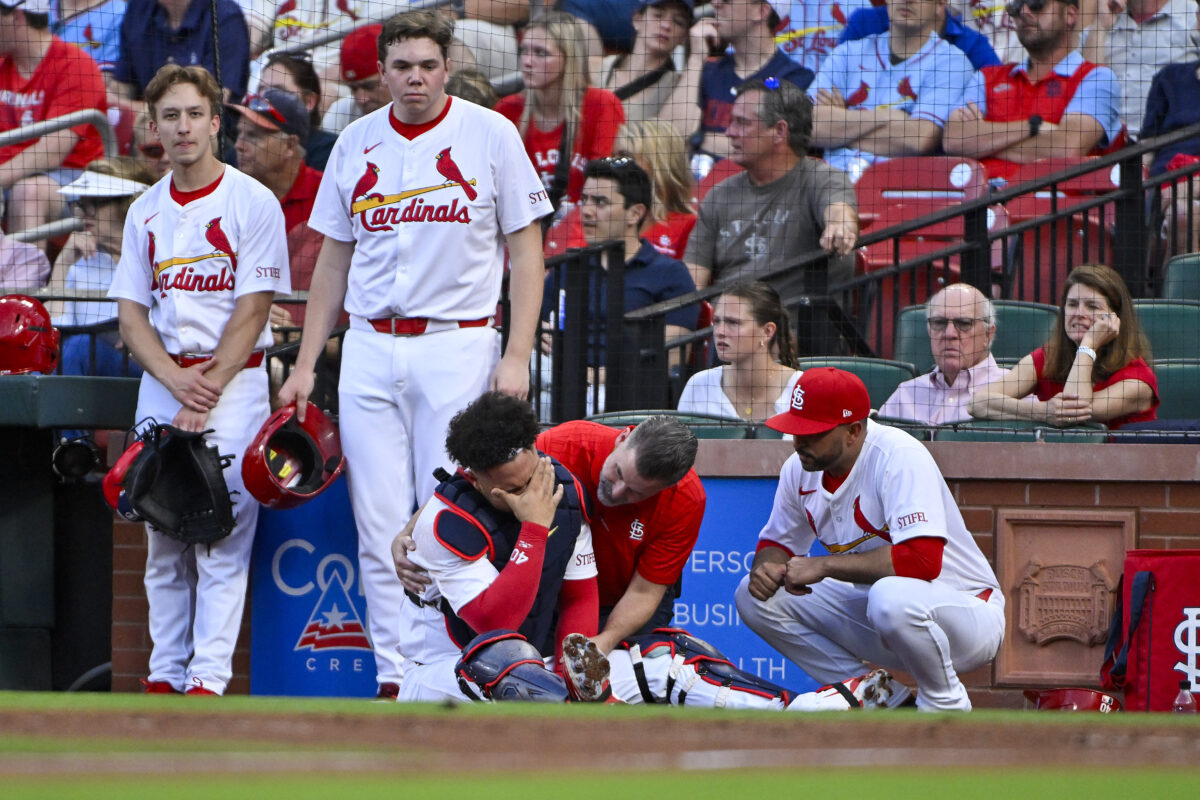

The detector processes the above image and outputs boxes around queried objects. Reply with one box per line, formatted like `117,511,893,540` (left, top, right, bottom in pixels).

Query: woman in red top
615,119,697,260
969,264,1158,430
497,11,625,215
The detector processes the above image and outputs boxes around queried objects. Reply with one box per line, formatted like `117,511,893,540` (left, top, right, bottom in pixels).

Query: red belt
367,316,491,335
171,350,265,369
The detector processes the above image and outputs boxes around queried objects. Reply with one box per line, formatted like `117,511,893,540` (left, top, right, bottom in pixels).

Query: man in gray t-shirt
685,77,858,302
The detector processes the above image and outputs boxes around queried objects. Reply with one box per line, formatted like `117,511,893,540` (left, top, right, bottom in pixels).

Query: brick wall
110,441,1200,702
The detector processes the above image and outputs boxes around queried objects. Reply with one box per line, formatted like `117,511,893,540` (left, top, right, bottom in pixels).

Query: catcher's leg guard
455,630,570,703
619,627,795,708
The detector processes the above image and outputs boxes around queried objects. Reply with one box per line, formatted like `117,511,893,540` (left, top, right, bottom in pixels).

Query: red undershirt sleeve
890,536,945,581
553,577,599,667
457,522,549,632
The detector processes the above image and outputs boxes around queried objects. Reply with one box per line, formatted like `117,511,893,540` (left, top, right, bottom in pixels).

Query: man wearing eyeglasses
943,0,1124,183
879,283,1006,424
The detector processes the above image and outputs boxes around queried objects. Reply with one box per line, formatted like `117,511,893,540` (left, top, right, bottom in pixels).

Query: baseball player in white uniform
734,367,1005,711
278,10,552,697
109,64,290,695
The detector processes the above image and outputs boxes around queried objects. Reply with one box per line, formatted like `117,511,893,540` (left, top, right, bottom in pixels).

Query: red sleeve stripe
756,539,795,558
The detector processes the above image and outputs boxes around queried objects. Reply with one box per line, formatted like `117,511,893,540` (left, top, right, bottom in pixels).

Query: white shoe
560,633,613,703
787,669,901,711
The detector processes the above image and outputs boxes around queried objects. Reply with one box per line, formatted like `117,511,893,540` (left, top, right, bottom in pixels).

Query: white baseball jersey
758,419,999,595
775,0,875,73
309,97,553,321
810,31,975,178
108,166,290,351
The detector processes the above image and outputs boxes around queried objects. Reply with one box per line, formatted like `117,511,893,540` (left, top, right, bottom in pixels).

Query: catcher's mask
102,437,146,522
0,294,60,375
1024,688,1121,712
242,402,345,509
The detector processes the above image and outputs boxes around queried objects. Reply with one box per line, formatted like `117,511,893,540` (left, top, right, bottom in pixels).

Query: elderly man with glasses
944,0,1124,183
879,283,1006,424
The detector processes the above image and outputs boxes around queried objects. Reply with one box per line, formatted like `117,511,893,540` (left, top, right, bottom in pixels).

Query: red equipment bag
1100,549,1200,711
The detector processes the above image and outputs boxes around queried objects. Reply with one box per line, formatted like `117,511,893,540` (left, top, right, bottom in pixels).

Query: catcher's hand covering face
106,424,235,544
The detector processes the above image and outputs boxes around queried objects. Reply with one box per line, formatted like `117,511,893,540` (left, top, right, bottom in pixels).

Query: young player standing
735,367,1005,711
278,10,552,698
108,64,290,695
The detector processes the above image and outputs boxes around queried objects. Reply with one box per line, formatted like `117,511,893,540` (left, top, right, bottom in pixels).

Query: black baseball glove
122,424,235,546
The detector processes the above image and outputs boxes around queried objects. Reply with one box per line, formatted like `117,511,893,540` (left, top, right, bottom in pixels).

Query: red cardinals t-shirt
536,420,705,607
642,211,697,261
0,37,106,169
496,88,625,204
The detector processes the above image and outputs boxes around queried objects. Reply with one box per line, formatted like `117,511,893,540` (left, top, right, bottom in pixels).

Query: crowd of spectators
0,0,1196,433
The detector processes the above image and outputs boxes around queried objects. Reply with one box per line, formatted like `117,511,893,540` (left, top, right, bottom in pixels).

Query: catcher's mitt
122,424,235,545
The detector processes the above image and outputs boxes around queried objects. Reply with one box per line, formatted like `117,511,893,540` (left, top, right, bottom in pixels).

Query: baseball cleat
185,686,219,696
140,679,180,694
561,633,613,703
785,669,900,711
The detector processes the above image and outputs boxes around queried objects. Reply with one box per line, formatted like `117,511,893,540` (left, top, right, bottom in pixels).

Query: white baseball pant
734,574,1005,711
338,320,500,688
140,367,270,695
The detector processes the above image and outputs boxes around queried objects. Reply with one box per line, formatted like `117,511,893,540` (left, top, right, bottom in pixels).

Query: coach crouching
734,368,1005,711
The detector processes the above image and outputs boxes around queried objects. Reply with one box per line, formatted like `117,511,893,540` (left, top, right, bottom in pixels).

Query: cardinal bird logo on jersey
83,24,100,49
205,217,237,272
831,3,847,25
147,231,158,289
435,147,478,201
353,162,381,203
897,77,918,103
853,496,890,540
845,82,869,108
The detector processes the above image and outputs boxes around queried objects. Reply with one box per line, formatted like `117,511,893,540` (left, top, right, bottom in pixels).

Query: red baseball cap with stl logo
765,367,870,436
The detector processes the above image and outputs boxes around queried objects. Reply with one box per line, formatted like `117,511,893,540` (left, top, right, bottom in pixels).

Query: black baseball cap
229,89,311,143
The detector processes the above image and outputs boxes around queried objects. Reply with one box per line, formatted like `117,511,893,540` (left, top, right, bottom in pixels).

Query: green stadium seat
1148,359,1200,421
1131,299,1200,361
796,357,918,409
1161,253,1200,301
931,419,1107,442
584,410,754,439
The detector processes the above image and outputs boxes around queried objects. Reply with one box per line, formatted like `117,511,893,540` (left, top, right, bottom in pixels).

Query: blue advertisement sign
676,476,822,694
249,479,377,697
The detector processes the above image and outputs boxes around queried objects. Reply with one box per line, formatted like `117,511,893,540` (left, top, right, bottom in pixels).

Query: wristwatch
1077,344,1098,361
1029,115,1043,138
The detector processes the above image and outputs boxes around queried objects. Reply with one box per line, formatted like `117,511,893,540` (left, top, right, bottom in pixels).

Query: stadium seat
795,357,917,409
1131,299,1200,361
1161,253,1200,300
855,156,988,232
1146,359,1200,422
892,300,1057,375
932,419,1107,443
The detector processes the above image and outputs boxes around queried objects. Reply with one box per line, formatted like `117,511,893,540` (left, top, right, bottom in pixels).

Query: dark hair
379,9,454,62
1043,264,1152,382
585,157,653,222
445,392,541,472
624,415,697,485
264,53,323,128
722,280,799,368
446,68,499,110
735,78,812,156
145,64,224,120
22,10,49,28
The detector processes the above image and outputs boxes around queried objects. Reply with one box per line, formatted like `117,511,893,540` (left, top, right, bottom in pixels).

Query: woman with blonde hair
969,264,1158,430
496,11,625,216
615,119,697,259
677,281,802,421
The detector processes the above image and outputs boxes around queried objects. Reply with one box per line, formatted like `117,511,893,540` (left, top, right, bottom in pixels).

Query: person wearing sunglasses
809,0,977,183
970,264,1158,429
131,110,171,179
943,0,1124,183
879,283,1006,424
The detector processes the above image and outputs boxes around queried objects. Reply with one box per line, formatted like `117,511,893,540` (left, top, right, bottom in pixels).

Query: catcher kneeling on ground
390,391,895,710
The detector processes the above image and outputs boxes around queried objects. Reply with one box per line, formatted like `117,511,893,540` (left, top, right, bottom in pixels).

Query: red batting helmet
103,438,146,522
242,402,345,509
0,294,60,375
1024,688,1122,712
